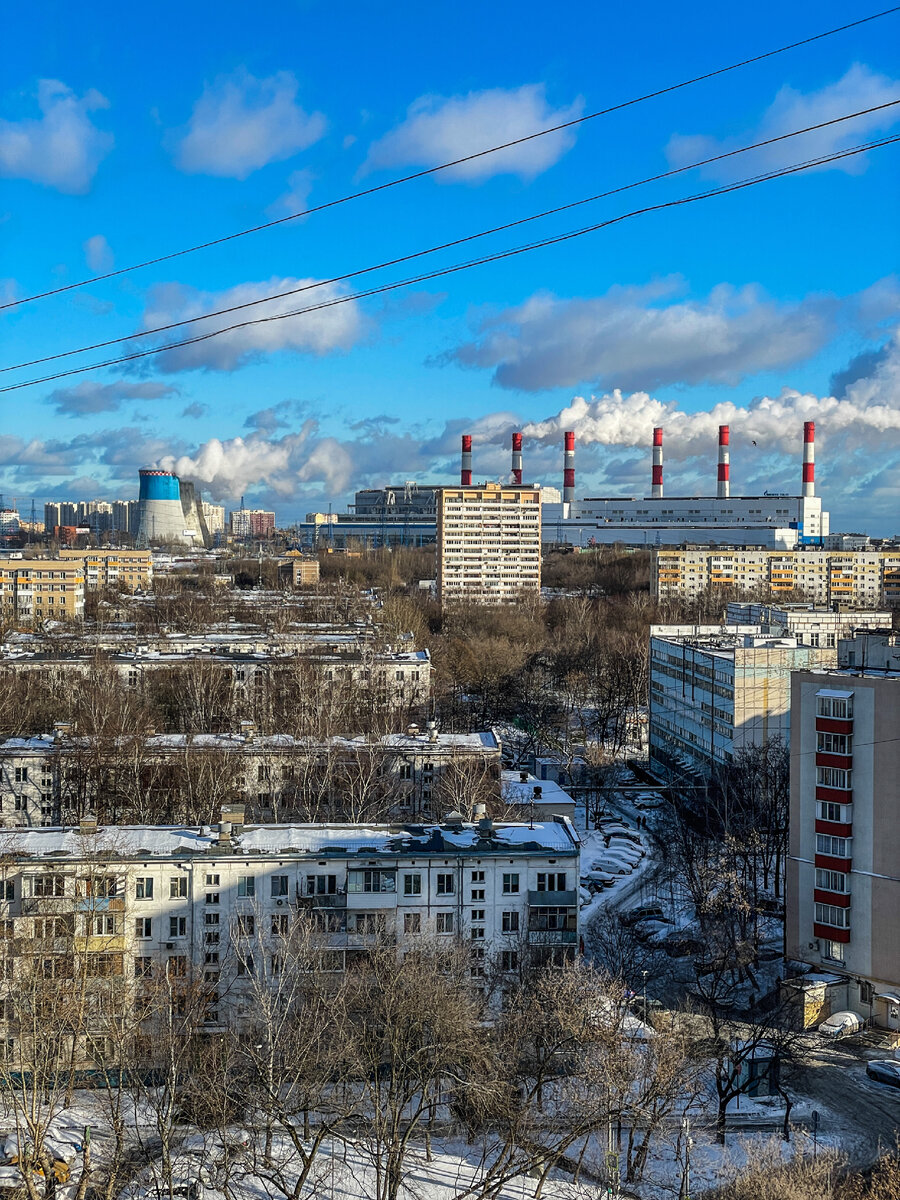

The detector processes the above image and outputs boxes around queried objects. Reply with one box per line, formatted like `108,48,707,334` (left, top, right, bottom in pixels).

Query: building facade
58,549,152,592
231,510,276,539
0,560,85,624
787,648,900,1030
437,484,541,606
652,548,900,607
725,603,891,646
649,626,833,775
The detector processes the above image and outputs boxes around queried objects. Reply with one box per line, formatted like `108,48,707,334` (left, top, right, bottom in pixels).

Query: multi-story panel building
725,603,891,647
652,548,900,607
201,502,226,536
649,625,833,775
58,549,152,592
0,560,85,624
437,484,541,606
787,642,900,1031
230,510,276,539
0,814,580,1055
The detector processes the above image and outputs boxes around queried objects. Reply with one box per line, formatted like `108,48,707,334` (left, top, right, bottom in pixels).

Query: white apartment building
649,626,834,776
725,603,891,646
787,643,900,1031
652,548,900,607
437,484,541,606
201,501,226,536
0,814,580,1052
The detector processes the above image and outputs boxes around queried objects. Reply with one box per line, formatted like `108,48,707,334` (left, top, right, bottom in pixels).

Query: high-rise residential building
231,509,276,539
112,500,140,536
201,501,226,535
648,624,835,776
436,484,541,606
651,548,900,607
786,632,900,1032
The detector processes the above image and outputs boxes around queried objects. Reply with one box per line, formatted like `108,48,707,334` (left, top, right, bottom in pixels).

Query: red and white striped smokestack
651,427,664,499
511,432,523,485
563,431,576,505
717,425,730,499
460,434,472,486
802,421,815,497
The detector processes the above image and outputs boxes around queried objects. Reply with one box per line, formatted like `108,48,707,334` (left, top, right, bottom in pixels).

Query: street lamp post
642,969,649,1019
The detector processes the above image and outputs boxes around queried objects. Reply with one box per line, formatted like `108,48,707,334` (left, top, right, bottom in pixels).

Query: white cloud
172,69,327,179
83,234,113,272
140,276,365,373
363,84,583,182
46,381,177,417
446,280,839,392
0,79,113,193
667,63,900,180
267,167,314,217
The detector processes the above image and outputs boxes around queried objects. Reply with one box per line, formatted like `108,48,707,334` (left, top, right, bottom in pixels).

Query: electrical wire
2,132,897,395
4,98,899,377
2,4,898,314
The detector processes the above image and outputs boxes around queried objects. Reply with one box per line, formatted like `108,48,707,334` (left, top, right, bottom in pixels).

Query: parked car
597,823,642,845
866,1059,900,1089
595,855,634,875
818,1011,864,1039
623,904,665,925
633,792,664,809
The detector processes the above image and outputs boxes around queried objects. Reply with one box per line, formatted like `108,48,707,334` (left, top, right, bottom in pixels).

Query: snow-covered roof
501,771,575,808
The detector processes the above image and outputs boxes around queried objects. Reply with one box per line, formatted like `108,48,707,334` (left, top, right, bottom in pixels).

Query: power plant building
136,470,210,547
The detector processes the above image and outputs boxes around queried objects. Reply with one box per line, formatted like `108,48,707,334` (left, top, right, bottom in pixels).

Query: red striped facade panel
814,924,850,943
814,889,851,907
816,752,853,770
815,854,852,873
815,819,853,837
815,718,854,735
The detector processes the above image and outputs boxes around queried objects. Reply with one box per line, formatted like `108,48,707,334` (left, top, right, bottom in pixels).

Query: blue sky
1,0,899,530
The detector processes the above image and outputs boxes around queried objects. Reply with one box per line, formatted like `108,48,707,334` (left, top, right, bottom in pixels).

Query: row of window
815,902,850,929
816,695,853,719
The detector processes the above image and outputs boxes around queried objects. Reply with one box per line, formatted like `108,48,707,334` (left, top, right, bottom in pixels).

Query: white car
818,1010,863,1039
607,840,643,863
595,854,635,875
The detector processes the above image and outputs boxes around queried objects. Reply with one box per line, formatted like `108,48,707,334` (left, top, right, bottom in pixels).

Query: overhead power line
2,4,898,314
2,132,897,395
4,97,899,377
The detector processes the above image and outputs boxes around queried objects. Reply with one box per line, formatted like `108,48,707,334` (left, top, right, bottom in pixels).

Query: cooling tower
136,470,211,547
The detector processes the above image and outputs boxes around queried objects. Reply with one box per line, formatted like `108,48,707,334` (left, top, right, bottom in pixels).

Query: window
471,909,485,922
471,888,485,902
236,915,255,937
501,911,520,933
815,903,850,929
135,877,153,900
204,912,219,926
816,834,850,857
816,766,851,790
206,892,220,905
817,732,851,754
502,873,520,895
134,917,152,939
14,768,27,783
87,953,123,978
816,694,853,719
237,876,256,898
404,912,421,934
169,877,188,900
167,955,187,977
204,932,219,945
306,874,338,896
403,874,421,896
436,912,454,934
501,950,518,972
134,956,152,978
536,872,567,892
204,951,219,965
817,801,851,823
530,906,573,931
2,881,14,902
436,873,454,896
205,874,220,887
470,926,485,940
92,915,120,936
471,870,485,883
32,875,65,898
169,916,187,938
860,980,874,1005
347,869,396,894
815,869,849,893
271,914,289,936
270,875,289,898
351,913,383,934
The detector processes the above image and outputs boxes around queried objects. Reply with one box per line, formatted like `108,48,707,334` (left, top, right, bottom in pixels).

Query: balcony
526,929,578,945
298,892,347,909
528,890,578,907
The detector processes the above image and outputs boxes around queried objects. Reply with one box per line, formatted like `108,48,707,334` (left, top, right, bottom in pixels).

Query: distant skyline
1,1,898,531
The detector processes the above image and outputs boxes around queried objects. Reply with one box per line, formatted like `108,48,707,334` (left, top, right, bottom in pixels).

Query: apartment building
0,560,85,624
786,638,900,1031
437,484,541,606
0,726,501,827
652,548,900,607
58,549,152,591
649,625,833,776
725,602,891,646
231,509,276,539
0,813,580,1053
201,502,226,536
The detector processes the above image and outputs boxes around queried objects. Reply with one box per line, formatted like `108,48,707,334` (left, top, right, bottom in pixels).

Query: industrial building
786,632,900,1032
136,469,210,547
652,547,900,606
436,481,542,606
542,422,829,548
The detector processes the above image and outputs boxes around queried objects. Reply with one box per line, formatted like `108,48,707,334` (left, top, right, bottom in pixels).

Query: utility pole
681,1116,693,1200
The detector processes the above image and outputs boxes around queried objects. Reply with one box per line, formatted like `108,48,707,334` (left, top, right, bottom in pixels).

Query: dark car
866,1059,900,1089
622,904,665,925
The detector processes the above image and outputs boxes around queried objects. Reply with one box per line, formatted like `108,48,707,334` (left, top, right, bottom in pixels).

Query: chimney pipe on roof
802,421,815,497
511,432,523,485
717,425,730,499
460,435,472,486
563,432,575,505
651,427,663,499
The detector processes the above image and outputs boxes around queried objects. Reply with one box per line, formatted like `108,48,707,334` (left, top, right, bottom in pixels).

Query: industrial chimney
511,432,523,485
802,421,815,498
460,434,472,486
563,431,575,505
717,425,730,499
651,427,663,499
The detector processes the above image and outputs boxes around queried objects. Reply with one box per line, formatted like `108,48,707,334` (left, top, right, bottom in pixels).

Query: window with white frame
816,834,851,856
815,903,850,928
815,868,849,893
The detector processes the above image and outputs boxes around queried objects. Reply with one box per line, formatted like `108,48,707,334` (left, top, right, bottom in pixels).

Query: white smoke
521,329,900,460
